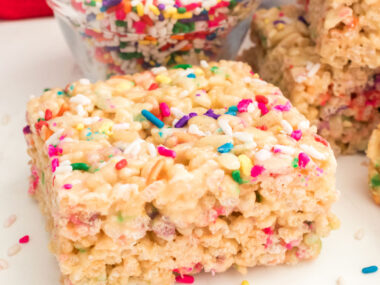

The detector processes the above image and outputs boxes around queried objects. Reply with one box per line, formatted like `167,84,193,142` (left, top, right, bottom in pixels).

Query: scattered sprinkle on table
362,265,378,274
354,228,365,240
7,244,22,257
19,235,30,244
336,276,345,285
3,214,17,228
0,259,9,271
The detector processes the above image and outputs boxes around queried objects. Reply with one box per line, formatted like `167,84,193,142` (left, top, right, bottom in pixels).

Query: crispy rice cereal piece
24,61,339,285
367,124,380,204
305,0,380,69
244,5,380,154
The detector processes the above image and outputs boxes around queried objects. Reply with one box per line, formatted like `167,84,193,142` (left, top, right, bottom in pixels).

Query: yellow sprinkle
76,123,84,131
241,281,250,285
116,81,134,92
253,73,260,79
96,13,105,20
99,122,114,136
136,3,144,17
276,23,285,30
155,75,172,84
174,55,184,64
194,68,204,76
139,40,152,45
172,12,193,19
238,155,253,177
149,4,160,16
264,18,269,24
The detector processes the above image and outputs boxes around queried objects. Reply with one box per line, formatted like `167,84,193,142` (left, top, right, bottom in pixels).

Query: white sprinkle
3,214,17,228
38,111,44,118
0,259,9,271
112,123,130,130
297,120,310,130
147,143,157,157
200,60,209,68
306,62,320,78
218,117,233,136
55,160,73,174
281,120,293,134
300,144,327,160
7,244,21,257
336,276,345,285
70,94,91,105
124,139,144,155
247,102,256,113
83,116,101,125
354,228,365,240
243,76,252,83
170,107,186,118
273,144,295,155
151,66,167,74
255,149,272,161
179,90,189,98
76,105,86,117
234,132,254,143
79,78,91,85
45,128,65,146
188,124,206,136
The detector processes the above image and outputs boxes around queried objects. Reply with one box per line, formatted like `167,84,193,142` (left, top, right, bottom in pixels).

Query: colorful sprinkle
238,154,253,176
175,113,197,128
251,165,265,178
241,281,250,285
115,159,128,170
51,158,59,172
19,235,30,244
237,99,253,113
141,109,164,128
232,170,244,184
370,174,380,187
291,130,302,141
175,274,194,284
159,102,171,117
204,109,220,119
157,146,176,158
63,184,73,190
298,152,310,168
258,102,269,115
71,163,90,171
217,142,234,153
44,109,53,121
362,266,378,274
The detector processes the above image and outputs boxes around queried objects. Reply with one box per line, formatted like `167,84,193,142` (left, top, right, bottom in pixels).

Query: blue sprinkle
217,142,234,153
57,91,64,95
362,266,378,274
141,109,164,128
158,131,163,137
187,73,196,79
225,106,238,116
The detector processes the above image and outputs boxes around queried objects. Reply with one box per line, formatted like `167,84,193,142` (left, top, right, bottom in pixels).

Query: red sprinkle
314,134,328,146
115,159,127,170
298,152,310,168
158,146,176,158
263,227,274,235
148,83,159,91
255,95,268,104
159,102,171,117
19,235,29,244
175,275,194,284
45,109,53,121
63,184,72,190
290,130,302,141
258,102,269,115
251,165,265,178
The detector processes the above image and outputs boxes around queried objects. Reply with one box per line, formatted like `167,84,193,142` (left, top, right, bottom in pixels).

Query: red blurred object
0,0,53,20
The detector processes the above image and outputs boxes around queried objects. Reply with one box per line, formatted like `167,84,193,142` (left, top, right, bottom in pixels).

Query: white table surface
0,16,379,285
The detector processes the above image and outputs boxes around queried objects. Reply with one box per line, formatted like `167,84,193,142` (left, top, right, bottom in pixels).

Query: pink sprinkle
271,147,281,153
175,274,194,284
51,158,59,172
237,99,253,112
159,102,171,117
264,236,273,249
59,135,66,141
258,102,269,115
251,165,265,178
3,214,17,228
133,21,146,34
298,152,310,168
263,227,273,235
157,146,176,158
290,130,302,141
19,235,29,244
29,166,39,194
274,101,291,112
48,144,62,157
63,184,72,190
115,9,126,20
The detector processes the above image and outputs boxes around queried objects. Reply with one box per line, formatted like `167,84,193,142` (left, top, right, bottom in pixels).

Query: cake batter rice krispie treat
23,61,339,285
305,0,380,69
367,124,380,204
244,5,380,154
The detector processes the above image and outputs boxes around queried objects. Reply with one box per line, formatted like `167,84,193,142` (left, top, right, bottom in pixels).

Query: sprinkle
274,101,291,112
48,145,62,157
292,158,299,168
159,103,171,117
241,281,250,285
314,134,328,146
188,124,206,136
300,144,327,160
255,95,268,104
273,144,295,155
115,159,128,170
204,109,220,119
175,113,195,128
232,170,244,184
258,102,269,115
291,130,302,141
19,235,30,244
51,158,59,172
70,94,91,105
298,152,310,168
371,174,380,187
71,163,90,171
3,214,17,228
157,146,176,158
79,78,91,85
173,64,192,69
63,184,73,190
251,165,265,178
155,74,172,84
44,109,53,121
354,228,365,240
362,266,378,274
148,83,159,91
255,149,272,161
76,123,84,130
23,125,31,134
237,99,253,113
0,259,9,271
218,117,233,136
175,274,194,284
238,154,253,176
217,142,234,153
7,244,21,256
234,132,255,144
141,109,164,128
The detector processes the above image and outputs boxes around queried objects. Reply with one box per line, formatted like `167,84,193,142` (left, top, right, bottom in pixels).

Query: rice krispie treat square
23,61,339,285
367,124,380,205
243,5,380,154
306,0,380,69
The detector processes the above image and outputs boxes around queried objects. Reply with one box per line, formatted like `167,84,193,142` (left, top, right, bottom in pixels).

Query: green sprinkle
177,7,187,13
371,173,380,187
37,118,45,122
71,163,90,172
232,170,244,184
117,211,124,222
228,0,237,9
43,88,51,92
210,66,219,74
115,20,126,27
78,248,87,253
292,158,299,168
119,52,143,60
108,154,113,158
41,172,45,185
172,64,192,69
255,191,263,203
134,113,146,122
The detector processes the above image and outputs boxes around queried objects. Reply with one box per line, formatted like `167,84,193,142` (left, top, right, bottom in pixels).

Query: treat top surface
25,60,335,219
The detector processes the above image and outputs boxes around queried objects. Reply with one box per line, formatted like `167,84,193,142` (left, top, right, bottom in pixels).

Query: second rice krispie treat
23,61,339,285
367,124,380,205
306,0,380,69
244,5,380,154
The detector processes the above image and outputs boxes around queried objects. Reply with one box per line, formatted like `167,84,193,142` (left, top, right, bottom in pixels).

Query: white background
0,1,379,284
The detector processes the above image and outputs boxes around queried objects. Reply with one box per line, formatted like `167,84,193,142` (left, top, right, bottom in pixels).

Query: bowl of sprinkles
47,0,260,79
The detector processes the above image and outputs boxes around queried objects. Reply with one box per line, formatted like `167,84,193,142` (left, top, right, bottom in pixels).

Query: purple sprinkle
175,115,189,128
196,93,201,97
157,3,165,10
298,15,309,26
273,20,286,25
189,112,197,118
23,125,31,134
158,14,165,21
204,109,220,119
102,0,122,8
